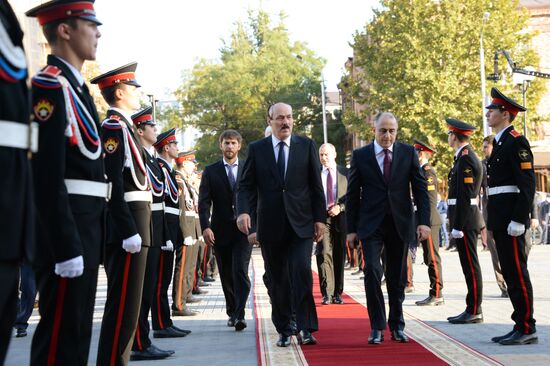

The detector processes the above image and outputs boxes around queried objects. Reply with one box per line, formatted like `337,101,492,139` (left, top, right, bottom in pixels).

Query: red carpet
299,272,448,366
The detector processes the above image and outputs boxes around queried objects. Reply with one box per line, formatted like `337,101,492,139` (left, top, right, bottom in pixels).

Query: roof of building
520,0,550,9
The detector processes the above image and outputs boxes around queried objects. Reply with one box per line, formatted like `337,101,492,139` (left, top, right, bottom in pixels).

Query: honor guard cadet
152,129,192,337
130,108,175,360
413,140,444,306
485,87,538,345
91,63,153,366
0,2,34,363
445,118,484,325
172,151,201,317
25,1,106,364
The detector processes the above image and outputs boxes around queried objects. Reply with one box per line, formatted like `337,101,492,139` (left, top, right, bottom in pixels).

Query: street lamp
512,66,535,136
480,12,490,136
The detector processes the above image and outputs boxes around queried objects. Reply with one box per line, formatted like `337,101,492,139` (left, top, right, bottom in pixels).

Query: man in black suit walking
346,112,430,345
237,102,326,347
199,129,252,331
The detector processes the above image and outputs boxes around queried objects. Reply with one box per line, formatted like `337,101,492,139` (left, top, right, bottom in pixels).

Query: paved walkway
5,244,550,365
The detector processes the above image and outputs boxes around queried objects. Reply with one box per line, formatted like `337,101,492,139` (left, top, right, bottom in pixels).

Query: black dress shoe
150,344,175,355
368,329,384,344
499,331,538,345
170,325,191,335
298,330,317,345
448,311,483,324
235,319,247,331
15,328,27,337
153,327,187,338
332,295,344,304
290,320,298,336
391,330,409,343
415,295,444,306
227,318,236,327
276,334,291,347
130,345,172,361
321,296,330,305
491,329,516,343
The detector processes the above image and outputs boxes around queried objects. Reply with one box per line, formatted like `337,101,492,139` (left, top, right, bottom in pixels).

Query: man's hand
247,232,258,245
508,221,526,237
530,218,539,230
55,255,84,278
183,236,194,246
346,233,358,246
203,228,215,246
328,205,341,217
237,213,251,235
161,240,174,251
314,222,325,242
417,225,431,241
450,229,464,239
122,233,142,253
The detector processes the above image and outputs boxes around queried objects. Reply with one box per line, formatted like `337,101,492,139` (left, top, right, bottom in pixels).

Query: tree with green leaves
174,9,327,165
344,0,545,172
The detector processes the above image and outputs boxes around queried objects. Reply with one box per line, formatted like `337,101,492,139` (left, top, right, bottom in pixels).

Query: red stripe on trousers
46,277,68,366
157,251,165,329
110,253,132,366
512,236,531,333
428,235,441,298
135,322,142,351
462,236,478,315
177,246,187,309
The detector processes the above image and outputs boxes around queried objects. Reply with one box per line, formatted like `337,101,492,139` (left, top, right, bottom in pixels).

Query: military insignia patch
427,185,436,191
520,162,533,170
518,149,530,161
464,177,474,184
464,167,472,175
33,99,54,122
427,177,434,183
104,137,119,154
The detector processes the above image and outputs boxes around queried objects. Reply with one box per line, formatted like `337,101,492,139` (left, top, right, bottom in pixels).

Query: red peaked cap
446,118,476,136
26,0,101,26
413,139,436,153
90,62,141,90
485,87,526,117
154,128,177,149
131,107,155,127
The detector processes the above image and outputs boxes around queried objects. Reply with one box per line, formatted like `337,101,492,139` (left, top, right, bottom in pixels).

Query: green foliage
175,9,327,165
345,0,546,174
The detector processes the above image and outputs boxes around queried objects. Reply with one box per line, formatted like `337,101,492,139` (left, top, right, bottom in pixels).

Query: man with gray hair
346,112,430,345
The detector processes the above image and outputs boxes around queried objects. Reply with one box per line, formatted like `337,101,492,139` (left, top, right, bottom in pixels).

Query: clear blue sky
93,0,379,100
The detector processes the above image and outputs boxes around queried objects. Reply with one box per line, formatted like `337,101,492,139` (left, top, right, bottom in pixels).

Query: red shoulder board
108,115,121,121
509,130,521,138
461,149,469,156
41,65,62,78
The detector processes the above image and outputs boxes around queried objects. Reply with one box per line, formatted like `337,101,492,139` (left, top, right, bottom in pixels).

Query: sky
92,0,380,101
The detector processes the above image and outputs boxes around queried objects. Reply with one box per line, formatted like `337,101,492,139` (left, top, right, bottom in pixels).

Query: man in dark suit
0,2,34,363
237,102,326,347
445,119,484,325
485,88,537,345
317,143,348,305
26,2,106,364
346,112,430,345
199,129,252,331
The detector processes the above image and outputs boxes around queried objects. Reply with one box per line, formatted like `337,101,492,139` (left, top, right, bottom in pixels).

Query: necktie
226,164,236,190
383,149,392,183
326,169,335,208
277,141,286,181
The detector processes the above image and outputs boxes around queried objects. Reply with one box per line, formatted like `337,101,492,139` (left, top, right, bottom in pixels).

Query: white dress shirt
373,140,393,174
54,55,85,86
271,135,291,175
321,165,337,209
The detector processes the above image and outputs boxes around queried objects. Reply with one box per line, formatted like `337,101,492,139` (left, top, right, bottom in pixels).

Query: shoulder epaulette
40,65,62,78
510,129,521,138
32,65,63,88
461,149,469,156
101,118,123,130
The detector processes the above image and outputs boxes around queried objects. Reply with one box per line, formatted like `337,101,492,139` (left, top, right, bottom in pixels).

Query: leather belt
124,190,152,203
0,120,38,152
447,198,478,205
165,207,180,216
151,202,165,211
65,179,111,200
488,185,520,196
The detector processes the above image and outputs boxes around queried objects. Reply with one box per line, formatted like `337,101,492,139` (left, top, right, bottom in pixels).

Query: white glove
507,221,526,237
451,229,464,239
161,240,174,251
122,233,142,253
183,236,193,246
55,255,84,278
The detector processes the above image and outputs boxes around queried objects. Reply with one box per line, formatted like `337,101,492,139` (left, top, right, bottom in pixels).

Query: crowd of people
0,1,542,365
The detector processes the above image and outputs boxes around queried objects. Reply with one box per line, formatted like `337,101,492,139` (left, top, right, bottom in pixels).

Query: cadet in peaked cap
446,118,476,136
413,139,437,154
90,62,140,90
132,106,156,128
25,0,102,25
486,87,527,119
177,150,197,164
154,128,177,149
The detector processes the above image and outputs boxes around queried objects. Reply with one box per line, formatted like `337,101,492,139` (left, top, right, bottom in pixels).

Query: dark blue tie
226,164,236,190
277,141,286,181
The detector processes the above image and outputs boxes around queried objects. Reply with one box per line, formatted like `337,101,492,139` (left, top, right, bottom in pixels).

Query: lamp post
480,12,490,136
512,66,535,136
321,73,328,144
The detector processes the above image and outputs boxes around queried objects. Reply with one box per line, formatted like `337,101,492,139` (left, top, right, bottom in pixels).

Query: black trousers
214,228,252,320
0,262,19,365
316,221,346,298
420,226,443,298
152,249,175,330
261,219,318,336
493,230,536,334
133,246,161,351
30,267,98,366
361,214,408,331
97,245,148,366
455,230,483,315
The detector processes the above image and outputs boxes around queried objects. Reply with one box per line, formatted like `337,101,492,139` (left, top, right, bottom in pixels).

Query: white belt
65,179,111,199
124,190,152,203
151,202,165,211
0,120,38,152
488,185,520,196
447,198,478,205
184,211,196,217
165,206,180,216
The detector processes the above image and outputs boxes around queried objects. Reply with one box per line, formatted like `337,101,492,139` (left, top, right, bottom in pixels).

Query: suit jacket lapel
285,135,300,184
261,137,282,185
390,142,399,181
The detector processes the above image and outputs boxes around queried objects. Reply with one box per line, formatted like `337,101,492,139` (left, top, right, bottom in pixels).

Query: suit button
282,189,285,193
